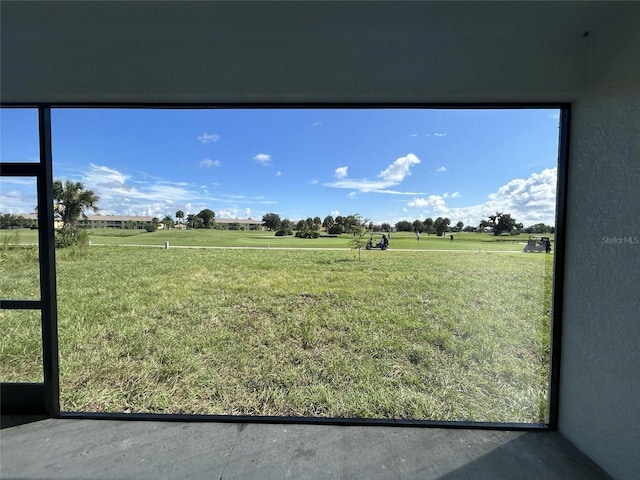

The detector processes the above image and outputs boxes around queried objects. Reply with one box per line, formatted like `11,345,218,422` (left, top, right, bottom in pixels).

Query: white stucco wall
559,14,640,480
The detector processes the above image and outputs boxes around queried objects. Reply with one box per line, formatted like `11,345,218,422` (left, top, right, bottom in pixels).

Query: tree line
261,211,554,236
17,180,554,247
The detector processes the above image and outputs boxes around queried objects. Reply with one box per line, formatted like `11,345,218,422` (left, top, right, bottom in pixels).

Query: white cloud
276,171,282,177
334,166,348,179
405,168,558,226
253,153,271,165
198,133,220,143
309,179,319,184
200,158,221,168
84,163,130,187
79,164,203,216
408,195,447,210
378,153,420,183
436,166,447,173
0,185,38,214
443,191,460,198
326,154,422,195
312,120,323,127
433,133,446,137
331,210,340,217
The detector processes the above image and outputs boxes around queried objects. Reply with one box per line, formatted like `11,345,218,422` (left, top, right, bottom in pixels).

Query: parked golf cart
366,234,389,250
523,235,551,253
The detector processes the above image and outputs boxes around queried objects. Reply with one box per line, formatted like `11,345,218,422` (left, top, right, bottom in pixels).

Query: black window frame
0,102,569,430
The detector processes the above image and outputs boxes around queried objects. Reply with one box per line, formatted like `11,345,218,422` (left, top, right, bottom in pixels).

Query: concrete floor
1,416,612,480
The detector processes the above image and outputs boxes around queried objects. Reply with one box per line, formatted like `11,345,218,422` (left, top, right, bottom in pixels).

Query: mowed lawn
1,231,553,423
85,228,541,251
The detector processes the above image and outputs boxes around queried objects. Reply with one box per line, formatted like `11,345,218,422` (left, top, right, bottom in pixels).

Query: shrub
295,230,319,239
274,229,293,236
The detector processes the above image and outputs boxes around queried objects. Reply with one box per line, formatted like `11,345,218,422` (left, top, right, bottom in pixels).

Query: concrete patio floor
1,416,612,479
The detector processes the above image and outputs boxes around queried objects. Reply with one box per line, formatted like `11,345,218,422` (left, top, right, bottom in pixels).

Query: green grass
0,227,552,252
1,230,553,422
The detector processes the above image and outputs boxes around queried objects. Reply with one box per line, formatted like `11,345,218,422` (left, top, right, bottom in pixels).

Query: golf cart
366,233,389,250
523,236,551,253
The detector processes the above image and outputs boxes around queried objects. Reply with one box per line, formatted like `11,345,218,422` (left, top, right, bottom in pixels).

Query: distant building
77,215,158,229
215,218,264,230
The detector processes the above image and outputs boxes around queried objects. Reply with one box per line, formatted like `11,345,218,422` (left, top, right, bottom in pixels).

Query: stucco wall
559,14,640,480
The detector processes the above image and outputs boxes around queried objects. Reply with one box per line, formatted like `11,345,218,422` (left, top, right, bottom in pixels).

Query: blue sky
1,107,560,226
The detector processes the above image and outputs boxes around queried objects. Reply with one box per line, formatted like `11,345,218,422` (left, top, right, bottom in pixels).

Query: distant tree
281,218,293,231
186,214,203,229
423,217,434,235
0,213,34,229
145,217,160,232
313,216,322,231
433,217,450,236
305,217,315,231
262,213,282,231
53,180,99,247
456,221,464,232
395,220,413,232
487,212,521,236
53,180,99,232
161,215,174,229
0,213,22,229
197,209,216,228
175,210,184,225
344,215,360,234
322,215,335,233
330,215,345,234
295,219,306,231
478,219,491,232
526,223,553,234
381,222,391,232
463,225,477,232
412,219,423,232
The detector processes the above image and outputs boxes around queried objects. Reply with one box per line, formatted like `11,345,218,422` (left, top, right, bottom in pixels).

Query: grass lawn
1,227,554,251
1,229,553,423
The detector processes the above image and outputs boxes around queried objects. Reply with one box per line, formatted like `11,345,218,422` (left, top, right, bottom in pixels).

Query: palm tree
161,215,174,230
175,210,184,225
53,180,99,233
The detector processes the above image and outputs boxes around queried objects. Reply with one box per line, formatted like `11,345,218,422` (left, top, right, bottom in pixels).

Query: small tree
175,210,184,225
348,214,369,261
53,179,99,247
